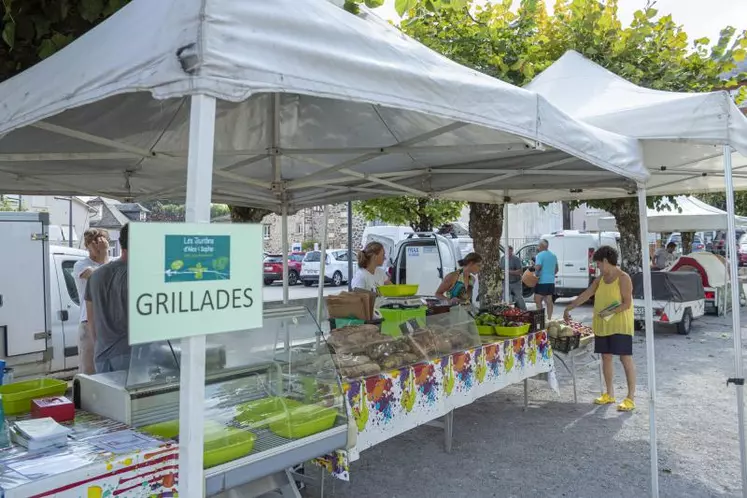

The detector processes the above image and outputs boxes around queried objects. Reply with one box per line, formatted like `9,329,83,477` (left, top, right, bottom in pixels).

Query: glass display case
74,305,348,494
327,305,481,379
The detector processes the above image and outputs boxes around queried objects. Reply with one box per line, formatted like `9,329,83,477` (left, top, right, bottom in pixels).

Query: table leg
280,469,303,498
444,411,454,453
570,351,578,404
523,378,529,411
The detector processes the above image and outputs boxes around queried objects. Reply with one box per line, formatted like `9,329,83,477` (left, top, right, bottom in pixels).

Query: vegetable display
475,312,524,328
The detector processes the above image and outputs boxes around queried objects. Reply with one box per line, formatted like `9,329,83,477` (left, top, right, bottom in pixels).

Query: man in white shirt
73,229,110,374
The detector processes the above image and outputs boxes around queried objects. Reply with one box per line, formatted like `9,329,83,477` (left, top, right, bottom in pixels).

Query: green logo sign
165,235,231,283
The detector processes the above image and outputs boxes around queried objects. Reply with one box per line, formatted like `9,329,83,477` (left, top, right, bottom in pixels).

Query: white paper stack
11,417,71,451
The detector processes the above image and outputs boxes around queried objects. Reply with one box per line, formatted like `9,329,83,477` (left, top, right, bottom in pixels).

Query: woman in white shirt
351,242,392,292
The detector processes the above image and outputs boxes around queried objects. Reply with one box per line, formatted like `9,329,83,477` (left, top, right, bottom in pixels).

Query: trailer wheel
677,309,693,335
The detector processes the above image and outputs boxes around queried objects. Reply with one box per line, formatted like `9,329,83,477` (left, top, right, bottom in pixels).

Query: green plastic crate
379,306,427,337
0,378,67,415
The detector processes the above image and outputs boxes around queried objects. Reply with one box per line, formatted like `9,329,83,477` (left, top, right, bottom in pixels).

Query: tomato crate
517,309,545,334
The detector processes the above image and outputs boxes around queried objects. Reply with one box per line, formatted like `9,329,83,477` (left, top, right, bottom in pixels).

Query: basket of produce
494,323,531,337
378,284,419,297
547,320,593,353
269,404,339,439
474,311,499,335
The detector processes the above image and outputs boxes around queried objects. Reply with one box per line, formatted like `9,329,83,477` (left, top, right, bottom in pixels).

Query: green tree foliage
140,201,232,223
353,197,465,232
0,197,15,211
697,192,747,216
397,0,746,273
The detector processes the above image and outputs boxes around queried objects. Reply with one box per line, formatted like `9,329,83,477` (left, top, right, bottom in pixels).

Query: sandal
617,398,636,412
593,393,616,405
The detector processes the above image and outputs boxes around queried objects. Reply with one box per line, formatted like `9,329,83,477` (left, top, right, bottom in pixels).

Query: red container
31,396,75,423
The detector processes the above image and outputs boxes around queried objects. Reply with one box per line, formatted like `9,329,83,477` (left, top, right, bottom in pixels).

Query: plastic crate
520,309,546,333
0,378,67,415
549,335,581,353
379,306,427,337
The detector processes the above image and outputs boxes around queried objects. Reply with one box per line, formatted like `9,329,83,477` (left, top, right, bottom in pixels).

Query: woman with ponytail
435,252,483,305
351,242,391,292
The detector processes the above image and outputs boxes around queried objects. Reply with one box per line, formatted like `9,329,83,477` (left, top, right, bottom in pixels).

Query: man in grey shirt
500,246,526,310
85,223,130,373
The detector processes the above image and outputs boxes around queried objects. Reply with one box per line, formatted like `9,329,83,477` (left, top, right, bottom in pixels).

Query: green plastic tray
139,421,256,469
234,397,303,427
269,405,339,439
494,323,531,337
476,325,495,336
379,306,426,337
0,378,67,415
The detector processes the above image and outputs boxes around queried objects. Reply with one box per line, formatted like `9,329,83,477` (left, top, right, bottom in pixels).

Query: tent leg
504,200,510,303
180,94,216,497
316,205,330,322
348,201,354,291
637,186,659,498
722,145,747,497
282,204,289,304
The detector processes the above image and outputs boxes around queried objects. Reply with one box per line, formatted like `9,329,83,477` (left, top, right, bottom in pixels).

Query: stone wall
261,204,367,253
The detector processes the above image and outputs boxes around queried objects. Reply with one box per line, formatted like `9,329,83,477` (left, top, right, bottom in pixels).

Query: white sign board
128,223,262,344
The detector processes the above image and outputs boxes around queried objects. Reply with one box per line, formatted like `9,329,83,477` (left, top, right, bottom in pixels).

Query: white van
0,212,88,379
516,231,620,300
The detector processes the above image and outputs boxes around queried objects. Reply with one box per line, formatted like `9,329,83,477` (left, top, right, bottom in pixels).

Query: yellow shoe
617,398,636,412
593,393,616,405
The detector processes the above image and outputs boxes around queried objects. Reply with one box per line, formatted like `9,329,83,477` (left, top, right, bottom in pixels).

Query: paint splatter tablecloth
0,412,177,498
317,330,558,480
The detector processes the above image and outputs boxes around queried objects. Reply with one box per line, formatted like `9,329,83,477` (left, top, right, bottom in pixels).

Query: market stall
317,303,559,480
0,1,652,496
527,50,747,497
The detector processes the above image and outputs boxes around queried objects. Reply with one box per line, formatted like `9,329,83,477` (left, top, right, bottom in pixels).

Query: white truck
0,212,87,379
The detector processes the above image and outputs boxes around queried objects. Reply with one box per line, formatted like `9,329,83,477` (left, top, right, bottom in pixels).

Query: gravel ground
303,303,747,498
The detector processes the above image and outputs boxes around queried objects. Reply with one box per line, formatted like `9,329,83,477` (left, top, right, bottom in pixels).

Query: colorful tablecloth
317,330,558,480
0,412,177,498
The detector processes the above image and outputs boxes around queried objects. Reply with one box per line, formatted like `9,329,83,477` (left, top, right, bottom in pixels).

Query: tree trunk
230,206,271,223
605,199,643,275
681,232,693,255
468,202,503,306
410,198,434,232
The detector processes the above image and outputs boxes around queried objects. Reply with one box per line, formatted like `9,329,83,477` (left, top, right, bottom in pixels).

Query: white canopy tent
598,195,747,233
527,50,747,498
0,2,653,495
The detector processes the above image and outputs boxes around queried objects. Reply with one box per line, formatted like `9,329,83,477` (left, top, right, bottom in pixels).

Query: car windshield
304,251,321,262
265,255,282,263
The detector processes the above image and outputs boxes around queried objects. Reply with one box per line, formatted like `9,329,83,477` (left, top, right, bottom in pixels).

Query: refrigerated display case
73,305,348,496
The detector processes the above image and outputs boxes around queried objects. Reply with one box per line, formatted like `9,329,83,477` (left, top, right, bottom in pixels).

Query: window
304,251,321,262
335,251,349,262
61,260,80,306
295,223,303,235
263,225,271,239
290,254,304,262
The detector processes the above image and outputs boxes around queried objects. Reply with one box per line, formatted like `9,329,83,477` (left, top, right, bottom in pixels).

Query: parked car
263,252,305,286
712,229,746,257
301,250,351,287
666,233,705,253
739,234,747,266
516,231,620,301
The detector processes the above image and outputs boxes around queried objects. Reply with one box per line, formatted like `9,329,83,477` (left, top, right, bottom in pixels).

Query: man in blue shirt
534,239,559,319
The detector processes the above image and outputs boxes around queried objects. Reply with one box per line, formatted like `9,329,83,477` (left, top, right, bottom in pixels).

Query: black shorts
535,283,555,296
594,334,633,356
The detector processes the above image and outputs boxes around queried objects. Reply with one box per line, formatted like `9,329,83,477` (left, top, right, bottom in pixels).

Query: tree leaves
354,197,465,232
395,0,417,16
79,0,104,23
1,18,14,49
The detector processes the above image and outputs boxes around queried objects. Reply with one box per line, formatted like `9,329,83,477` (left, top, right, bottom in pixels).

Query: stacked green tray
0,378,67,415
139,420,256,469
269,404,339,439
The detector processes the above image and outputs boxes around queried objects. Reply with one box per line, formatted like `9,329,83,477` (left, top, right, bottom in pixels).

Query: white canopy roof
524,50,747,199
0,0,646,211
597,195,747,232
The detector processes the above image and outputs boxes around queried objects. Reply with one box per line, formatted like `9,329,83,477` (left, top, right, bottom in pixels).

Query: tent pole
282,203,289,304
637,186,659,498
348,200,354,291
316,205,330,321
503,200,510,304
180,94,216,497
722,145,747,497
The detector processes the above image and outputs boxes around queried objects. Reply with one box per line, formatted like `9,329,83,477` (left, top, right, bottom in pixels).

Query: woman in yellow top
563,246,636,412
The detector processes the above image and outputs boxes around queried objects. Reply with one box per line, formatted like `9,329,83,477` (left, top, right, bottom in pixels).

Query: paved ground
300,301,747,498
263,282,340,302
